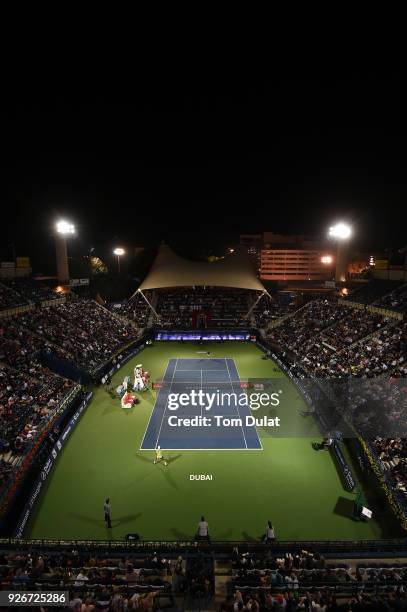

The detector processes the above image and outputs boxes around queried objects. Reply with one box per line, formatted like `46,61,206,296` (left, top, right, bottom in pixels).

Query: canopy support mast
137,289,160,320
244,290,271,319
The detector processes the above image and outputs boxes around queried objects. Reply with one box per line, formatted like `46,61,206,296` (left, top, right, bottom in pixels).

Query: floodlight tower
55,220,75,283
328,222,352,282
113,247,125,274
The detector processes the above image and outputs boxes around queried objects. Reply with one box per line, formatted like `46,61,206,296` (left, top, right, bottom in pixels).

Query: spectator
197,515,210,541
264,520,275,542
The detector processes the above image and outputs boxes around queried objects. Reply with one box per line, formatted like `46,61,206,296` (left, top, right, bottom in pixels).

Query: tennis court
26,342,398,541
140,357,262,450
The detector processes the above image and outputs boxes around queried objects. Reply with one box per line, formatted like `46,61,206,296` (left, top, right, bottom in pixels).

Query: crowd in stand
374,283,407,313
0,359,77,496
0,281,27,310
109,294,150,328
155,288,250,328
267,300,407,379
0,287,142,512
0,279,63,311
268,300,349,360
0,549,213,610
344,280,399,306
222,548,407,610
373,437,407,508
3,546,407,610
251,295,296,329
3,278,60,304
1,296,138,374
224,588,407,610
265,295,407,525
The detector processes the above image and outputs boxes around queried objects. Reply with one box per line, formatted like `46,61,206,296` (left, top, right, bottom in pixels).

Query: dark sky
2,74,407,272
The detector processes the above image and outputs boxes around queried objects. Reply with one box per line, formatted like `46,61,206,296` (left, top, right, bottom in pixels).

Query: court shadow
170,527,192,540
334,496,355,519
113,513,142,527
159,467,179,490
241,531,260,542
167,454,182,465
124,408,136,415
69,513,104,526
134,452,153,464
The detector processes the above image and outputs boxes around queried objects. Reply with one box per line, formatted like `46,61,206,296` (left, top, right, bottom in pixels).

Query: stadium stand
155,287,251,328
1,296,139,375
267,300,407,378
2,278,61,304
343,279,402,305
0,547,215,610
109,294,151,328
2,276,407,608
2,544,407,609
374,282,407,313
0,281,28,310
0,285,148,521
250,294,296,329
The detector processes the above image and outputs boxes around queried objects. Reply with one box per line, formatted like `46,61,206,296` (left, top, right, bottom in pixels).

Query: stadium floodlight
328,222,352,282
56,220,75,235
328,222,352,240
55,219,75,283
113,247,125,273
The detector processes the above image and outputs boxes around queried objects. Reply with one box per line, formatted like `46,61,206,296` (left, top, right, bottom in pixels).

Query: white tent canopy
136,245,267,292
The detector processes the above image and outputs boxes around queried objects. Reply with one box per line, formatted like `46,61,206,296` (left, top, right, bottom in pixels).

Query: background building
240,233,335,282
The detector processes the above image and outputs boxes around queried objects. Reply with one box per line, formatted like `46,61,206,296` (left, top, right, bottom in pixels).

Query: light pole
328,222,352,282
113,247,125,274
320,254,334,280
55,220,75,283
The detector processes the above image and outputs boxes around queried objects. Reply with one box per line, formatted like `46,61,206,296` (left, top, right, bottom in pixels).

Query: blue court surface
140,358,262,450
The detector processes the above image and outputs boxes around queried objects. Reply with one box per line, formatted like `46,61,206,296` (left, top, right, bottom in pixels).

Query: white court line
141,447,262,451
175,369,230,372
139,358,173,450
225,358,247,449
200,369,203,418
230,358,263,451
168,381,242,384
155,357,179,449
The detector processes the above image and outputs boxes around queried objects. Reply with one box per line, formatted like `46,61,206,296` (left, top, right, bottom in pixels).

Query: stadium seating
344,279,401,305
0,282,27,310
2,278,61,304
374,282,407,313
0,291,143,511
267,300,407,378
250,294,296,328
1,297,138,375
0,548,214,610
2,546,407,609
109,294,151,328
155,287,251,328
0,361,78,511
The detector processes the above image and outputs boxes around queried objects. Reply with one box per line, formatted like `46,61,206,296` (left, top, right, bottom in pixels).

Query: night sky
2,74,407,273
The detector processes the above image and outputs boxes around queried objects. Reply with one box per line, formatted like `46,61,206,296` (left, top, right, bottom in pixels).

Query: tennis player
154,446,168,466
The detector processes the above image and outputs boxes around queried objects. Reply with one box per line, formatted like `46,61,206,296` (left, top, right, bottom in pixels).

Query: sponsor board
14,392,92,537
